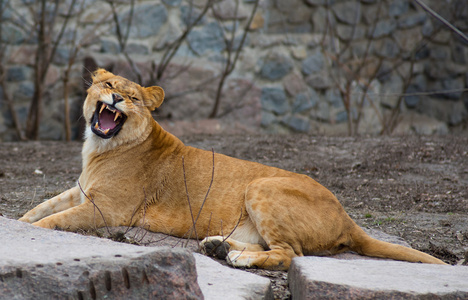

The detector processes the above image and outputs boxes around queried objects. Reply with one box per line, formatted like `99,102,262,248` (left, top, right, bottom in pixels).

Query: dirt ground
0,134,467,299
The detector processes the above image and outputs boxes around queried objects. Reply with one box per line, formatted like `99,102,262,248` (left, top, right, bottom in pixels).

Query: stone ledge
0,217,202,299
289,257,468,299
0,217,274,300
195,253,273,300
94,226,274,299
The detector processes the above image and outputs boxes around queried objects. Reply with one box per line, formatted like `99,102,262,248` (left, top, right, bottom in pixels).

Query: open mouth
91,102,127,139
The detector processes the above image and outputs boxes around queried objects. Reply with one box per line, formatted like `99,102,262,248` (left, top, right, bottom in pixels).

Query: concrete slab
7,216,445,300
194,253,273,300
289,257,468,299
97,226,274,299
0,218,274,300
0,217,202,299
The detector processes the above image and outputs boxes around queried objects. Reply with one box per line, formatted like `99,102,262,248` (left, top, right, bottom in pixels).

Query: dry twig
77,181,111,236
209,0,259,118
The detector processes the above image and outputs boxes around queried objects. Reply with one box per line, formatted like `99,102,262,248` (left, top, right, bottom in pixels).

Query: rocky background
0,0,467,141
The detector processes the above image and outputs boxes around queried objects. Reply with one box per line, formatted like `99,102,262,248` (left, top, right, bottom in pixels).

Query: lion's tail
349,226,446,264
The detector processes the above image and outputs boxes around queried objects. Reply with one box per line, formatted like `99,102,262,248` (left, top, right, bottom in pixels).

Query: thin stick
193,149,215,227
209,0,259,118
182,156,198,241
147,233,173,246
156,0,215,80
131,188,151,243
413,0,468,43
258,255,270,269
184,149,216,247
107,0,142,84
124,187,147,236
77,181,111,235
205,212,213,239
204,209,244,256
223,209,244,241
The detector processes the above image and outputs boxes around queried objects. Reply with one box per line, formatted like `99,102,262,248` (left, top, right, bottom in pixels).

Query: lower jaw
91,125,121,139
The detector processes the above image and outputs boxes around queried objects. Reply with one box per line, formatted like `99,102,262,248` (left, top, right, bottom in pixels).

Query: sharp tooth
94,122,99,129
103,129,110,134
114,111,121,121
100,103,106,114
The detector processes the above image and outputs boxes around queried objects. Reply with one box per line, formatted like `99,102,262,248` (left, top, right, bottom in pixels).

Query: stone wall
0,0,467,140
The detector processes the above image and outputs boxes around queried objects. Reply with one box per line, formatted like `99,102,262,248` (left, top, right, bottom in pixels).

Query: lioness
20,69,445,270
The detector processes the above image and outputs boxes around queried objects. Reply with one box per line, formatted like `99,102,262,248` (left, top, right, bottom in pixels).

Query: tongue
100,109,117,130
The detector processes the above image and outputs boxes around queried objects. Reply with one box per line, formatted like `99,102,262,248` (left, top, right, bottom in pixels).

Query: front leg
19,186,81,223
32,201,112,231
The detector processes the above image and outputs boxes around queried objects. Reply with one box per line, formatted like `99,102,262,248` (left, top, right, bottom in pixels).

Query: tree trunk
1,76,26,140
25,82,43,140
63,74,71,141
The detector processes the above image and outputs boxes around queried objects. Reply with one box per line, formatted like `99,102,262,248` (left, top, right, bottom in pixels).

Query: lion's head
83,69,164,148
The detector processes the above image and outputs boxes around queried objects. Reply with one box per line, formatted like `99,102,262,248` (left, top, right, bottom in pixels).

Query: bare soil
0,134,467,299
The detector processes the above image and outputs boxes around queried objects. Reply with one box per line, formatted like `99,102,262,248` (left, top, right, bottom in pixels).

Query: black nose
112,93,124,104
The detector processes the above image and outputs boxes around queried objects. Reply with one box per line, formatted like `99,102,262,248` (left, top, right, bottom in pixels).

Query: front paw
18,216,32,223
200,236,231,259
32,219,57,229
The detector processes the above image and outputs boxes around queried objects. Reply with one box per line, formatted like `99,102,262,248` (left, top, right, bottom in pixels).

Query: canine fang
114,111,121,121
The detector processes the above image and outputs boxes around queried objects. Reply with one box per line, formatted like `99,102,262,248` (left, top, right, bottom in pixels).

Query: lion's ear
92,69,112,83
144,86,165,111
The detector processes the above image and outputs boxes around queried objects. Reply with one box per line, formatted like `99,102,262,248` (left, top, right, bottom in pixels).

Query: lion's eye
105,82,113,89
131,96,140,102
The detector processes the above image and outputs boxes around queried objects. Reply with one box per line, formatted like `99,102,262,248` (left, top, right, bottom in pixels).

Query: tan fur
19,69,446,270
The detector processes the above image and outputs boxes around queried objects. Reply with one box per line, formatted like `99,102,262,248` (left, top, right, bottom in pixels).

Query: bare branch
193,149,215,229
62,1,112,141
182,155,198,241
0,72,25,140
216,78,257,118
77,181,111,236
223,209,243,242
155,0,216,81
182,148,216,246
202,209,244,256
44,0,77,79
413,0,468,43
25,0,78,139
209,0,259,118
107,0,142,84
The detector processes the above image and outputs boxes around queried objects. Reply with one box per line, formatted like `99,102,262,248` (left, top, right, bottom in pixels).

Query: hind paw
200,236,231,260
226,250,254,268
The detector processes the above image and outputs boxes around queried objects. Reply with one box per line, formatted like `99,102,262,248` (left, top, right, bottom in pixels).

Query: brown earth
0,134,467,299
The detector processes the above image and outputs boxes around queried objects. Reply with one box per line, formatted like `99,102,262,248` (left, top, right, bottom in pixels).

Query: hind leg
223,176,346,270
219,177,307,270
201,178,302,270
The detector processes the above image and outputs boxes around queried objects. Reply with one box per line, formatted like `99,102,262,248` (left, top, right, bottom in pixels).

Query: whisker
131,107,146,120
82,66,95,77
131,108,144,120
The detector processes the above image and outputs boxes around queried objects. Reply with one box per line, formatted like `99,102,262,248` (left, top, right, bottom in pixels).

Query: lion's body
19,70,445,270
